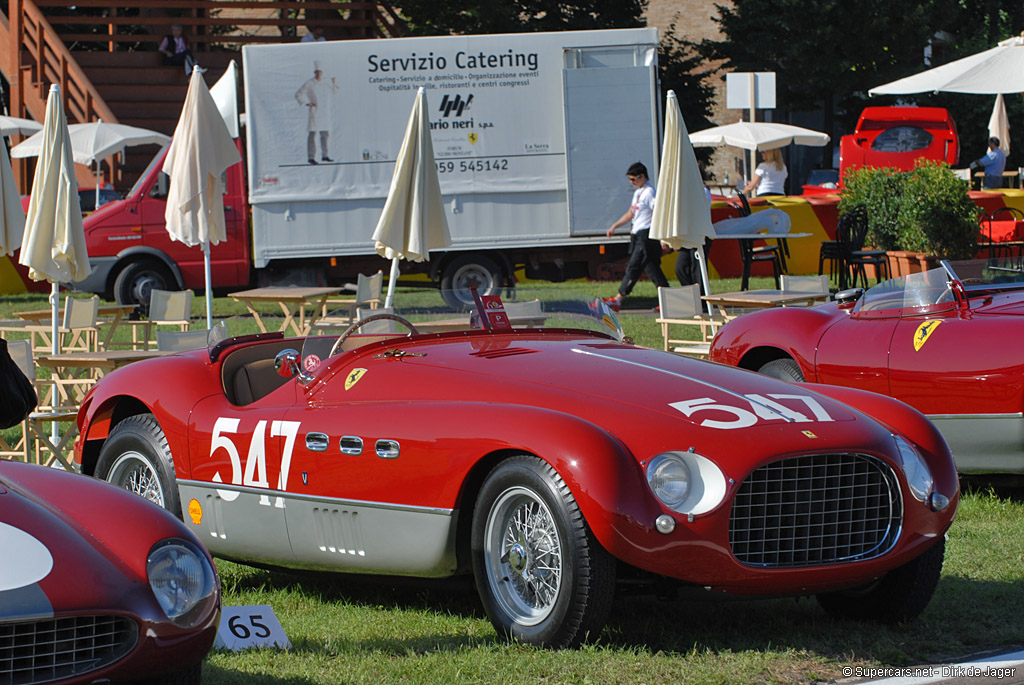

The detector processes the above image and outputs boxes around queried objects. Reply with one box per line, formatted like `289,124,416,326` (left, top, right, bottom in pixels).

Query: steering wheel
935,279,967,306
329,313,420,357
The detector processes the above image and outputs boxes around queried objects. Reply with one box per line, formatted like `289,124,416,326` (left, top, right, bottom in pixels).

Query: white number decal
670,398,758,429
209,418,302,507
211,417,242,501
670,395,833,430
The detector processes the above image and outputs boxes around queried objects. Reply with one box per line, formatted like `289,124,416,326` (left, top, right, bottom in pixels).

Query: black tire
816,537,945,624
114,260,175,315
757,357,804,382
95,414,182,519
440,253,502,308
471,455,616,647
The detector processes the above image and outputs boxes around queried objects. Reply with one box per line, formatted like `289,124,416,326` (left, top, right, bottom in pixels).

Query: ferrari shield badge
345,368,367,390
913,320,943,351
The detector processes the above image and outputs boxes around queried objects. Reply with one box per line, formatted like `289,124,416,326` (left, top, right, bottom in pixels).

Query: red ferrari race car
0,460,220,684
710,259,1024,475
75,289,957,647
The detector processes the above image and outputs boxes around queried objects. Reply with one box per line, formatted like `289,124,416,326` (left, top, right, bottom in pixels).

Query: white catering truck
242,27,661,303
68,29,663,309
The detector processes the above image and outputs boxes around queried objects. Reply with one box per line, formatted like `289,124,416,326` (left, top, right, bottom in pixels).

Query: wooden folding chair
25,295,100,354
322,271,383,322
132,289,193,349
656,285,726,358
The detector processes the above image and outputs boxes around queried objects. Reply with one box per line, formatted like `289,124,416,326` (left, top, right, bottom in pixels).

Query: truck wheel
471,455,616,647
440,254,502,308
757,358,804,382
816,538,944,624
96,414,182,519
115,260,174,314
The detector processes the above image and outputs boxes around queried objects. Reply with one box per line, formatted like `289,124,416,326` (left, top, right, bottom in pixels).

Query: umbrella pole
95,161,101,210
384,256,399,309
50,282,59,442
203,240,213,329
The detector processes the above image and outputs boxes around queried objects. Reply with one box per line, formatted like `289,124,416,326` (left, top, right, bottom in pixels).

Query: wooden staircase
2,0,407,190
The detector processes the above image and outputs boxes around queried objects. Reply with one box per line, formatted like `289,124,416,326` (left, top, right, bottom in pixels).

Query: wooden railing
8,0,119,126
30,0,407,51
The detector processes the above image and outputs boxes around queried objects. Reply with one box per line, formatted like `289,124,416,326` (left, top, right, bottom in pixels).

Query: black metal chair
731,193,784,290
838,206,889,289
982,206,1024,268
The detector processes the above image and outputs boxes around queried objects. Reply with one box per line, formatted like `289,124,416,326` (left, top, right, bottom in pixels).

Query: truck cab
73,139,251,310
839,106,959,179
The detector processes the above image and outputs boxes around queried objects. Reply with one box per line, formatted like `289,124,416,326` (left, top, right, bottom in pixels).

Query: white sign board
726,72,777,110
243,31,655,205
213,604,291,651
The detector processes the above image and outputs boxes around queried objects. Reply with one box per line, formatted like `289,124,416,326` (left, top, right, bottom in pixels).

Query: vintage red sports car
0,460,219,684
710,260,1024,474
75,290,957,647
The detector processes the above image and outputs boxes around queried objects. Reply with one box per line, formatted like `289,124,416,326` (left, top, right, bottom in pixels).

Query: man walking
604,161,668,311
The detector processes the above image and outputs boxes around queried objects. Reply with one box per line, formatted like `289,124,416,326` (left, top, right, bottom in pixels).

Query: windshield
128,142,171,198
854,258,1024,315
871,126,934,153
296,287,624,365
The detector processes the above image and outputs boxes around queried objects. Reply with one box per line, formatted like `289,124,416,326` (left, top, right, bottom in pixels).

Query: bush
839,161,980,259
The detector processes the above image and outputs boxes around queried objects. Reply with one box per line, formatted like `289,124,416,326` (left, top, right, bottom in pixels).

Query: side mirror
274,348,313,384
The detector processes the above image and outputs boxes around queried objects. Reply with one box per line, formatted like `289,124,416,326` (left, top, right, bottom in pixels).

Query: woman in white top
743,148,787,196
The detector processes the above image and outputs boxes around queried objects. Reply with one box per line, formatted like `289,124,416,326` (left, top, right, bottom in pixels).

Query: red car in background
710,260,1024,475
840,106,959,178
0,460,220,684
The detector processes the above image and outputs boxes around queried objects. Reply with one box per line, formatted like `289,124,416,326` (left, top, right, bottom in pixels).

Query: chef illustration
295,60,339,164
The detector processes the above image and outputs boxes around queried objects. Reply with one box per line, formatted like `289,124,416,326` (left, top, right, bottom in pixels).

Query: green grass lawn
2,277,1021,684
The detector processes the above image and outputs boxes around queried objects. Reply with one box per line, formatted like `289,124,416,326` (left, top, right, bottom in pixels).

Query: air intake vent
730,453,902,568
471,348,539,359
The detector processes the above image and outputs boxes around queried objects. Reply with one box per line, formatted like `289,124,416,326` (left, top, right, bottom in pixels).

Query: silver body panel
929,413,1024,474
179,481,460,577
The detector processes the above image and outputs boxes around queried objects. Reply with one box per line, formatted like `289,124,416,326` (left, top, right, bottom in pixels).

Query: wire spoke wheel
485,486,563,625
108,451,166,507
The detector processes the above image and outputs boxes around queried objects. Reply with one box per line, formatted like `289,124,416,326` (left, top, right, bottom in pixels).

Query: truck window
871,126,933,153
150,172,169,199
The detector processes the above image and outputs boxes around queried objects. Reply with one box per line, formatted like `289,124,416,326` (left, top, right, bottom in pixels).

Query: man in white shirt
295,61,339,164
603,161,669,311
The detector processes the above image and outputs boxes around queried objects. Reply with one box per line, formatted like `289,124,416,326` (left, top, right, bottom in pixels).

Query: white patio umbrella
18,84,92,359
0,115,42,138
869,35,1024,95
0,143,25,256
163,66,241,329
650,90,717,314
690,121,831,182
12,121,169,209
371,87,451,308
989,93,1011,154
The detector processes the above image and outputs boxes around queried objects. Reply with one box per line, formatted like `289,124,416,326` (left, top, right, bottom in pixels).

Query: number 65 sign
213,605,291,651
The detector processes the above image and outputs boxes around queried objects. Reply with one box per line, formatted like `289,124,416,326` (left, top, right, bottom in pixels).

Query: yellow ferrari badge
468,133,478,144
344,368,367,390
188,498,203,525
913,320,943,351
802,430,818,439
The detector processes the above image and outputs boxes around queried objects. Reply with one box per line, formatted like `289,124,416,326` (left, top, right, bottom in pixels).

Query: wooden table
229,286,341,336
35,349,173,405
15,304,138,350
702,289,830,318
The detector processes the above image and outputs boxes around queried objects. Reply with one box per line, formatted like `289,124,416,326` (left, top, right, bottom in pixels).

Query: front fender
710,306,841,377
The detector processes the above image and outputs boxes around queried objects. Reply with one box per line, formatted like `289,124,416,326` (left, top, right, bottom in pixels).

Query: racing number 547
209,417,301,507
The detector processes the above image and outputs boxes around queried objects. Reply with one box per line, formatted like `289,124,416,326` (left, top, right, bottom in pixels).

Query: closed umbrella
12,121,169,209
650,90,716,314
869,35,1024,95
163,66,241,329
371,87,451,308
989,93,1011,155
0,143,25,256
18,84,92,357
0,115,42,138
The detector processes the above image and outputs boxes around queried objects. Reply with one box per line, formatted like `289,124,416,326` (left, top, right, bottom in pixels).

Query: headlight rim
893,434,934,504
645,450,728,517
147,537,218,628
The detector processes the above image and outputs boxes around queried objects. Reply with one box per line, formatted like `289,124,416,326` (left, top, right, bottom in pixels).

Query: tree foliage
397,0,647,35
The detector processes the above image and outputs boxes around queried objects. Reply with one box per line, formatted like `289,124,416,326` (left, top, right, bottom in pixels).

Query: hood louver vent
471,347,539,359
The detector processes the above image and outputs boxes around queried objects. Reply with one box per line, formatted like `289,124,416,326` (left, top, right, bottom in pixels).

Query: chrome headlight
646,451,728,517
148,539,218,628
893,435,933,503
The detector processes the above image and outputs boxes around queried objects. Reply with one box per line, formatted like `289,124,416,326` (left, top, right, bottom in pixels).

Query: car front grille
0,615,138,685
730,453,902,568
